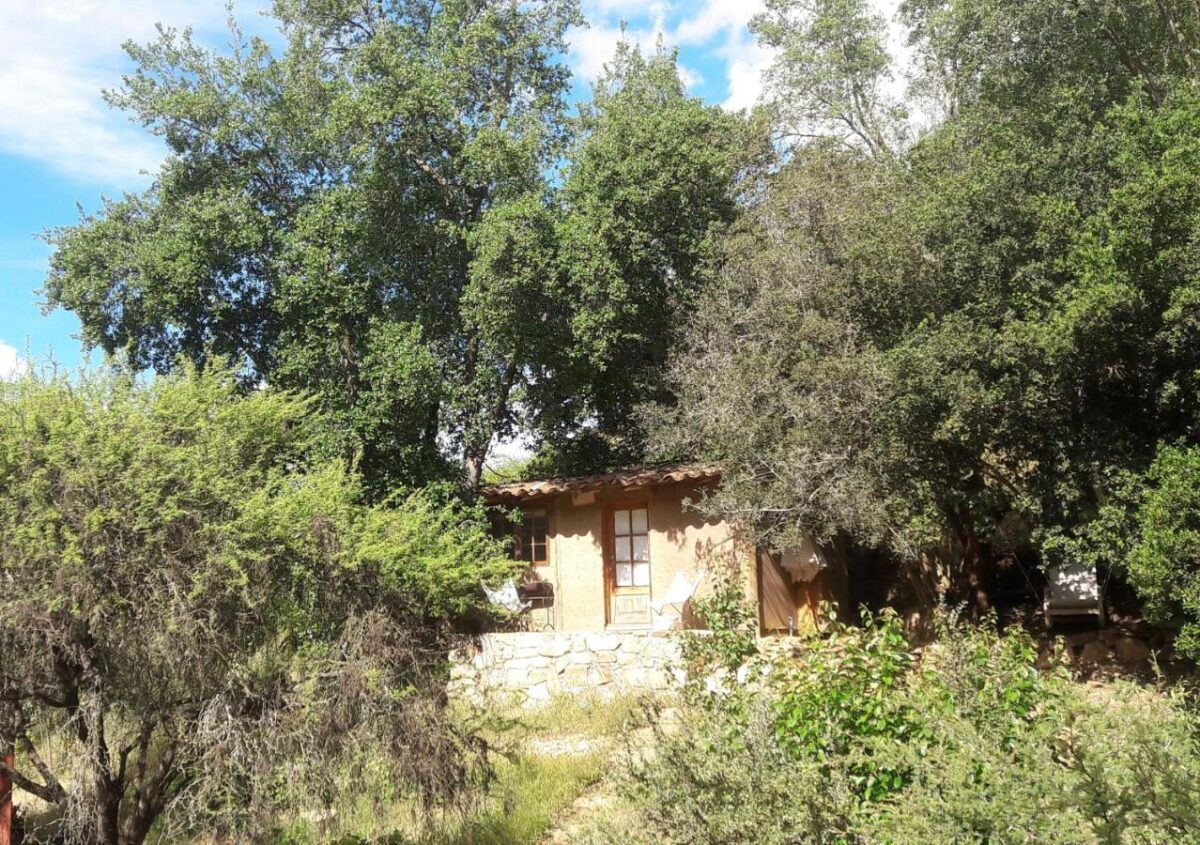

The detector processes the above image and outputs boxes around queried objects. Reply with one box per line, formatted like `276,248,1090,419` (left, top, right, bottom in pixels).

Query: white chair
1044,562,1104,628
650,570,705,630
483,579,531,615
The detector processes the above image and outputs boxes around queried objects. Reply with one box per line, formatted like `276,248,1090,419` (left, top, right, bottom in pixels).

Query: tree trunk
121,795,157,845
903,553,942,635
955,508,992,614
121,800,156,845
95,775,121,845
0,736,12,845
119,736,179,845
464,449,486,493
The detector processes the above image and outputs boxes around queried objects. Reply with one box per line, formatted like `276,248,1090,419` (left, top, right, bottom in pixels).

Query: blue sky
0,0,778,377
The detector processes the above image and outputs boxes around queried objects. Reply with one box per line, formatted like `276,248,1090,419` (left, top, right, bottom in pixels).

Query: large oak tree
651,0,1200,611
44,1,755,492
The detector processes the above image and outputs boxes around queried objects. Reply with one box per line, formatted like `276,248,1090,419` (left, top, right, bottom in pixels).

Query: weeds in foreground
268,695,640,845
600,615,1200,845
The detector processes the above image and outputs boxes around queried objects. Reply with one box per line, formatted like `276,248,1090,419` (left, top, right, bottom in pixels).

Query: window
514,509,549,566
612,506,650,587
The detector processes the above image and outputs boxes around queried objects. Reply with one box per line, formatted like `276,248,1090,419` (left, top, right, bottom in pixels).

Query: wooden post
0,740,13,845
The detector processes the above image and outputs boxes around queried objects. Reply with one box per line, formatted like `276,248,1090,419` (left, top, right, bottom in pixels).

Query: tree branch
0,757,65,805
17,730,66,804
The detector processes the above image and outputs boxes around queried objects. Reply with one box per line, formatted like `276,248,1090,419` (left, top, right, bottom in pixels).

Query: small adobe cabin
482,465,847,634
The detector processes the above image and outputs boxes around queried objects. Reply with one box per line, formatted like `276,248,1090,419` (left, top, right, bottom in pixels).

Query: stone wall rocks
448,632,685,706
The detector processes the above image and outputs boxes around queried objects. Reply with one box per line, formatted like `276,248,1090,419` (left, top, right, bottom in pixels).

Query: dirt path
538,725,658,844
541,778,621,844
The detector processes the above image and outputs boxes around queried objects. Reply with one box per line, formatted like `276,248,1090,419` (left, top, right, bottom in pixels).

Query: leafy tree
644,143,921,551
45,0,582,494
652,0,1200,610
752,0,908,155
0,365,516,845
900,0,1200,118
44,6,755,491
536,41,764,472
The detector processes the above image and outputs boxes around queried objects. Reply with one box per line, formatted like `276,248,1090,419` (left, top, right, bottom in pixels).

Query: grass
426,750,605,845
516,694,643,739
9,695,642,845
271,694,644,845
425,694,642,845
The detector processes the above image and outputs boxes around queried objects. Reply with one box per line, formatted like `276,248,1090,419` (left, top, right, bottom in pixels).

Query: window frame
514,508,550,567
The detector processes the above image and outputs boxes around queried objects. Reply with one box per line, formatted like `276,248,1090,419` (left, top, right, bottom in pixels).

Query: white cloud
674,0,764,46
0,340,29,381
566,10,670,85
569,0,774,109
677,0,773,112
722,40,774,111
677,63,704,90
585,0,669,14
0,1,269,187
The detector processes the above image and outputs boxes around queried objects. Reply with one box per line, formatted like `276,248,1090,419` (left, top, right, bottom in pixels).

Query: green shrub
1125,444,1200,658
771,610,920,802
864,679,1200,844
1062,683,1200,844
0,366,519,844
860,621,1088,843
621,699,855,845
616,616,1200,845
678,568,759,680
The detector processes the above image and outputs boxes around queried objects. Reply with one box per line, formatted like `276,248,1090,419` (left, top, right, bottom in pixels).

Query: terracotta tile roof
481,464,720,502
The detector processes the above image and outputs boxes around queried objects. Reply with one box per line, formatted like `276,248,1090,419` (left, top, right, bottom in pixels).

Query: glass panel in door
609,506,651,626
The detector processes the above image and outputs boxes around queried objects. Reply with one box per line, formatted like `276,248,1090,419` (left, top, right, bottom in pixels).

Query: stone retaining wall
449,628,1172,707
448,632,685,705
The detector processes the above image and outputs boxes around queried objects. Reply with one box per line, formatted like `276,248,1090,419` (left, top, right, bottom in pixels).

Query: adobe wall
448,631,685,706
539,480,755,631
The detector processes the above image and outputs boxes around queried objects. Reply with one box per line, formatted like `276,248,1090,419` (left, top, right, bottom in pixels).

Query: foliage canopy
44,1,755,492
650,0,1200,610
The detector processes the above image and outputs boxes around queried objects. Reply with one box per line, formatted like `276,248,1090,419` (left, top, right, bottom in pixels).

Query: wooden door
757,549,827,634
758,550,794,632
606,504,651,628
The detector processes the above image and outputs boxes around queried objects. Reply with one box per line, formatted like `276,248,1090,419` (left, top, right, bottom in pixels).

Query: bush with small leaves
620,698,855,845
678,568,760,684
615,615,1200,845
0,365,519,845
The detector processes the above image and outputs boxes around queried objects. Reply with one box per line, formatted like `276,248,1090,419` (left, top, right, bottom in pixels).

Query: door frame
603,499,652,627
